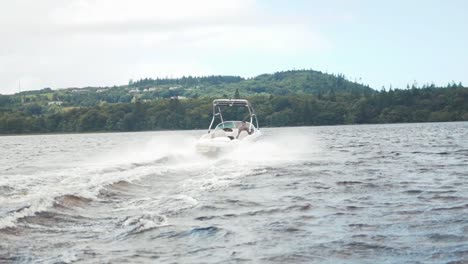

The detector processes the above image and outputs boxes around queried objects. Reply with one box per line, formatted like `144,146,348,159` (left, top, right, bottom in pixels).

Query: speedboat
196,99,262,155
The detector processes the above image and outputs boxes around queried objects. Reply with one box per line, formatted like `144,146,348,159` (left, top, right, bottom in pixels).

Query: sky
0,0,467,94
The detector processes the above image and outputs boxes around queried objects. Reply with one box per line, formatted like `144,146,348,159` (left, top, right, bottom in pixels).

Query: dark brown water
1,122,467,263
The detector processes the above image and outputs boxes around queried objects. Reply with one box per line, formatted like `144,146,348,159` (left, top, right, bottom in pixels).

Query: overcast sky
0,0,467,94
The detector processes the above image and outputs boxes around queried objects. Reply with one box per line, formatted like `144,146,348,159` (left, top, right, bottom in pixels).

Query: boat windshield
215,121,243,130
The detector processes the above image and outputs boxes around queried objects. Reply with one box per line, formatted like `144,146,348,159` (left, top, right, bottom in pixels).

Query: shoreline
0,120,466,137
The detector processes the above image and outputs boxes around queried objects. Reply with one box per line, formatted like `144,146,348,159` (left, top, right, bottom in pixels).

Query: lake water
1,122,467,263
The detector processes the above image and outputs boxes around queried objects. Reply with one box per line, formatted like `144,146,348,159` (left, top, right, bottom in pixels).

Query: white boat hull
196,130,262,155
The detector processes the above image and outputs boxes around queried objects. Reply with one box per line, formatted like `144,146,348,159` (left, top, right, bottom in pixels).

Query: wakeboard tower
196,99,262,155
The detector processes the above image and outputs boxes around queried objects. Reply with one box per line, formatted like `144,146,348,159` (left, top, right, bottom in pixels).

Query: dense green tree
25,104,43,116
234,88,240,99
78,109,107,131
0,95,12,107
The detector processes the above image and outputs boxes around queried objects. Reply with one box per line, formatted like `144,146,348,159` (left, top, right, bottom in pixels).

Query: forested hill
0,69,466,134
0,70,373,108
129,70,373,98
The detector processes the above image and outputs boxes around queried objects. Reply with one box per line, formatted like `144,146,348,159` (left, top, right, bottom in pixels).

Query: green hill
129,70,373,98
0,69,373,108
0,69,466,134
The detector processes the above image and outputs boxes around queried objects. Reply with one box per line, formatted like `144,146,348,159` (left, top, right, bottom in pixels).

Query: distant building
170,96,187,100
144,87,158,92
48,101,63,106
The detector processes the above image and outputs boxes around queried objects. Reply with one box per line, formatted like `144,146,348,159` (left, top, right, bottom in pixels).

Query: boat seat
237,130,249,140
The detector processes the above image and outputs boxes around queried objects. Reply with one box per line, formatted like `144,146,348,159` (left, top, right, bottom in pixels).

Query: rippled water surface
1,122,467,263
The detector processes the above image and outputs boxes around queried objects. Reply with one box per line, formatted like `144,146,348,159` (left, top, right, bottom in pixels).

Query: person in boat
237,121,251,139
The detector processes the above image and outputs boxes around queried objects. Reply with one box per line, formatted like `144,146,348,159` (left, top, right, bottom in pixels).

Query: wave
0,164,156,230
0,185,14,195
0,166,148,230
403,189,423,194
53,194,93,210
429,195,462,202
431,204,468,211
95,156,172,175
336,181,364,186
159,195,199,215
262,253,325,263
266,220,304,233
0,194,95,231
0,197,55,230
20,210,89,228
195,203,313,221
342,241,394,252
98,180,151,200
118,213,168,236
156,226,229,240
428,233,465,242
189,226,220,236
0,136,210,231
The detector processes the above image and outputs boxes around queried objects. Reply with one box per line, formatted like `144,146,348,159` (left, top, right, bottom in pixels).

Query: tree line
0,86,466,134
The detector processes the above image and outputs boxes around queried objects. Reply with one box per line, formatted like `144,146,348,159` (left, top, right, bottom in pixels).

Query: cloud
0,0,330,94
0,0,257,36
